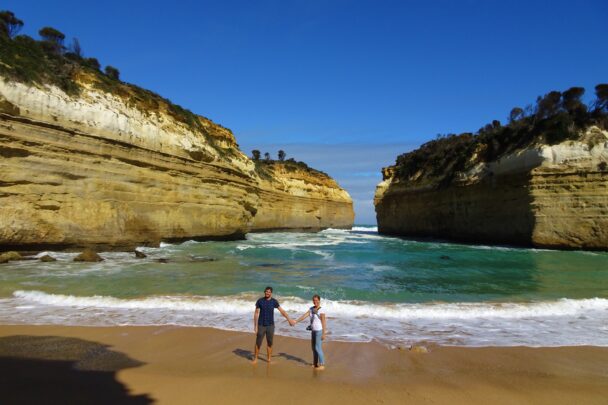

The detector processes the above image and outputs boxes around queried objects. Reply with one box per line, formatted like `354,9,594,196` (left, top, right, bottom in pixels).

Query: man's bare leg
252,344,260,364
267,345,273,364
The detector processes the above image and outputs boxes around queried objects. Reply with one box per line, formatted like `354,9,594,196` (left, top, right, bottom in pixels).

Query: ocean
1,226,607,347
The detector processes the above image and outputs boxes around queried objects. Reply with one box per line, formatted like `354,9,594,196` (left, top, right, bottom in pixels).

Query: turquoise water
1,227,607,346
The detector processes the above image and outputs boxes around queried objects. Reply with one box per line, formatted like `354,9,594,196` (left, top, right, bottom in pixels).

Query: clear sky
5,0,607,223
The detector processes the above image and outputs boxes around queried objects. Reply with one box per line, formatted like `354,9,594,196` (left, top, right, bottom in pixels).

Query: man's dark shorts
256,324,275,347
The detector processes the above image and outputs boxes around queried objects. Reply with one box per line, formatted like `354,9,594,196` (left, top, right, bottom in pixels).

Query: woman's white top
309,307,325,331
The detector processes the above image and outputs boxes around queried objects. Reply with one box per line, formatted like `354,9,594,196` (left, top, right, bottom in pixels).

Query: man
253,286,294,364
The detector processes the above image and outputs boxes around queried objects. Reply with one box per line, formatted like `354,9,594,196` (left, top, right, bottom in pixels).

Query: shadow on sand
233,348,310,366
276,352,310,366
233,348,254,361
0,335,153,405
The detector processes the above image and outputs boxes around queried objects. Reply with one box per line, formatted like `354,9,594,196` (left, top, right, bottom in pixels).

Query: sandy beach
0,324,606,404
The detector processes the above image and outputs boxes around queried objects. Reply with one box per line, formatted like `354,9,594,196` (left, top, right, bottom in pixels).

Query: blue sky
5,0,608,223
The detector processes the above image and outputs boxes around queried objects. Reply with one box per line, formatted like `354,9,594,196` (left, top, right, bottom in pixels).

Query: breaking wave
5,290,608,347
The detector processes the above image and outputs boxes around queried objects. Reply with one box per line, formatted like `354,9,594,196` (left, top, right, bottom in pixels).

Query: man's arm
254,308,260,332
278,306,295,326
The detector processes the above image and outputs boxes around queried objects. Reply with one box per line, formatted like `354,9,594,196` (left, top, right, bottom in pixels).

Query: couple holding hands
253,286,327,370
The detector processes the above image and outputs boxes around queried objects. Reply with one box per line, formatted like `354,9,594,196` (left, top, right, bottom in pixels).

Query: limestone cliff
252,162,353,231
0,76,353,250
375,127,608,250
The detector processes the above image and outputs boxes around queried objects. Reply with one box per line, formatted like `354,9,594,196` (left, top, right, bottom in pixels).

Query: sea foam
5,290,608,347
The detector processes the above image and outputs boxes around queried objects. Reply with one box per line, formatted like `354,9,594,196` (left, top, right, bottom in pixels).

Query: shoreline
1,324,607,404
0,226,353,255
5,225,608,256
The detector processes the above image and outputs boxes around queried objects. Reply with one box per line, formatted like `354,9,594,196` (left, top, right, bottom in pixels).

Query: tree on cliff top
509,107,524,123
83,57,101,70
596,84,608,112
278,150,286,161
0,10,23,39
251,150,261,160
393,83,608,187
68,37,82,58
39,26,65,54
535,91,562,120
561,87,586,114
39,27,65,45
104,65,120,81
264,152,271,161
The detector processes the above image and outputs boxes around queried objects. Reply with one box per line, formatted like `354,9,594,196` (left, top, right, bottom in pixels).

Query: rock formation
375,127,608,250
39,254,57,262
0,251,22,263
251,161,354,231
73,249,103,262
0,75,353,250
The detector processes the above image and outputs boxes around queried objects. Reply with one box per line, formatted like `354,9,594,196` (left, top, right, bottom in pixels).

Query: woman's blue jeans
311,330,325,366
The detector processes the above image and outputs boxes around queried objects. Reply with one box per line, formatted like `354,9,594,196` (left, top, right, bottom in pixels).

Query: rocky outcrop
0,76,353,250
251,162,353,231
39,254,57,262
73,249,103,262
375,128,608,250
0,251,22,263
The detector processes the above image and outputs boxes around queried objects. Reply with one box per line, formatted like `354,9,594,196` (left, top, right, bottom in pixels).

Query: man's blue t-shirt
256,297,280,326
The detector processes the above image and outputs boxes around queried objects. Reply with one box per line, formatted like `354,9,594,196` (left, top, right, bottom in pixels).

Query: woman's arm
294,310,309,324
321,313,327,340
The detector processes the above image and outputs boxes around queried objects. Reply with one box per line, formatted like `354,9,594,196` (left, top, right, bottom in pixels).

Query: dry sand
0,324,607,404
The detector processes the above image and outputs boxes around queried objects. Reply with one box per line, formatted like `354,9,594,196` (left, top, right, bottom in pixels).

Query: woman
294,294,326,370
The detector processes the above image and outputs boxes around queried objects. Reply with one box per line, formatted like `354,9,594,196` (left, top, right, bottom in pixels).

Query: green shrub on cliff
253,154,329,179
393,85,608,186
38,26,65,54
0,11,23,39
0,30,80,94
0,10,215,138
596,84,608,112
104,65,120,81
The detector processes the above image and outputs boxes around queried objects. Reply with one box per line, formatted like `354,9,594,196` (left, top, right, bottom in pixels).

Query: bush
83,57,100,70
0,10,23,39
38,26,64,44
0,10,228,144
251,154,328,178
392,85,608,187
596,84,608,112
104,65,120,80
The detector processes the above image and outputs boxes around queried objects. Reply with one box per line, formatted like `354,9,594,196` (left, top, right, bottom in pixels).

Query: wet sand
0,324,607,404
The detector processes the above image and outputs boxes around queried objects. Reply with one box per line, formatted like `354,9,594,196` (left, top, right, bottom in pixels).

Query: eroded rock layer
0,77,353,249
252,163,354,231
375,129,608,250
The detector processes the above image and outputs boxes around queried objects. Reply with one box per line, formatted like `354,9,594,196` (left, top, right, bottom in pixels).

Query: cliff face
252,162,354,231
0,76,353,249
375,128,608,250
